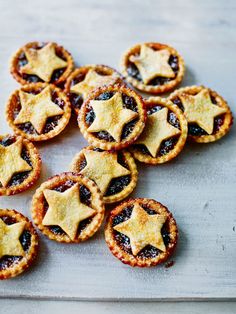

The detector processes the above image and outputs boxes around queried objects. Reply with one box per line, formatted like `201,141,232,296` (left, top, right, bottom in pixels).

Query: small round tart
168,85,233,143
6,83,71,141
121,42,185,94
78,83,146,151
105,198,178,267
65,65,123,115
10,41,74,85
31,172,105,243
0,134,41,196
0,209,38,280
70,146,138,204
130,97,188,164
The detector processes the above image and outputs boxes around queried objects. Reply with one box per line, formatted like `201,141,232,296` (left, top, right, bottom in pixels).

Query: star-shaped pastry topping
114,204,166,255
20,43,67,82
80,150,130,195
0,139,32,187
70,69,117,99
42,183,96,240
136,107,180,157
129,45,175,84
0,219,25,259
87,92,138,141
179,89,227,134
14,86,64,134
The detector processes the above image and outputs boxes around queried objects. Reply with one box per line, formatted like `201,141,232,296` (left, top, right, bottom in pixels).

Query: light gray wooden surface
0,0,236,302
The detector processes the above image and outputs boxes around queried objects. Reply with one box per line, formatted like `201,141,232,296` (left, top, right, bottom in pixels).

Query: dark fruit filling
0,136,32,188
13,89,65,135
0,216,31,271
69,93,83,111
127,53,179,86
135,106,180,157
112,205,171,259
85,92,139,141
171,95,226,136
16,42,67,83
42,180,93,237
79,150,131,196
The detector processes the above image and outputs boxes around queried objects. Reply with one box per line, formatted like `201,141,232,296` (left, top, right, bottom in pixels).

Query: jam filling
127,54,179,86
134,106,180,157
112,205,171,259
85,92,139,142
0,216,31,271
42,180,94,237
13,89,65,135
172,95,226,136
79,149,131,196
0,136,32,188
16,42,67,83
69,70,114,111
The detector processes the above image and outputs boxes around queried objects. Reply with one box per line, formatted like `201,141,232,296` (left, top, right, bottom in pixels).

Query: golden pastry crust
105,198,178,267
10,41,74,86
168,85,233,143
130,97,188,164
6,83,71,142
64,64,123,115
0,209,39,280
78,83,146,151
70,146,138,204
0,134,41,196
31,172,105,243
121,42,185,94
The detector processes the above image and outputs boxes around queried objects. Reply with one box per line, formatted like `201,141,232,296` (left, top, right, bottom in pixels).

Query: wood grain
0,0,235,300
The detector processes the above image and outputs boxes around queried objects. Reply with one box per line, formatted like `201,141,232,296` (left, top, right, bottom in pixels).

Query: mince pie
70,146,138,204
105,198,178,267
31,172,105,243
6,83,71,141
130,97,187,164
10,42,74,85
169,86,233,143
0,134,41,196
121,42,184,94
0,209,38,280
78,83,146,150
65,65,122,115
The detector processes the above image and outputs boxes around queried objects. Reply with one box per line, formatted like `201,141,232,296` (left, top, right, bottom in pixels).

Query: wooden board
0,0,236,301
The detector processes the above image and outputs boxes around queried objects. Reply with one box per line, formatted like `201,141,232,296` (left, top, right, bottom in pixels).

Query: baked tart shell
130,97,188,164
0,209,39,280
70,146,138,204
0,134,41,196
31,172,105,243
121,42,185,94
10,41,74,86
6,82,71,142
78,83,146,151
168,85,233,143
105,198,178,267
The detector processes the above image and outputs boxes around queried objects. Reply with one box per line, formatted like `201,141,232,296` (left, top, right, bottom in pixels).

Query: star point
129,45,175,84
80,150,130,195
179,89,227,134
136,107,180,157
114,204,166,256
0,139,32,187
87,92,138,142
0,219,25,259
14,85,64,134
42,183,96,240
20,43,67,82
70,69,117,99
